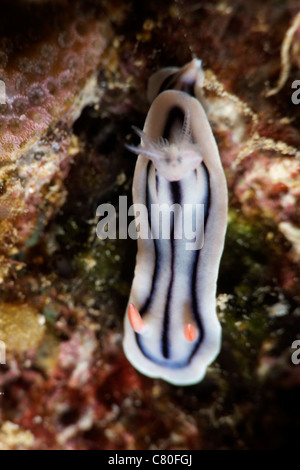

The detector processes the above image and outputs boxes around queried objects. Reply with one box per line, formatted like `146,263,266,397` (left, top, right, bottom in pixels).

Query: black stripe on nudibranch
161,180,181,359
158,74,178,96
158,73,196,97
189,248,205,361
189,162,210,363
163,107,185,141
139,162,160,317
169,179,182,206
203,164,210,222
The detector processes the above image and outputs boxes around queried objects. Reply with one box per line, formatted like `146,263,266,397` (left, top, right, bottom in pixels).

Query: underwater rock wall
0,0,299,450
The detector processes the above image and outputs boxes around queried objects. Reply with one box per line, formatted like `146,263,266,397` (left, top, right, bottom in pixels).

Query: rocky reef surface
0,0,299,450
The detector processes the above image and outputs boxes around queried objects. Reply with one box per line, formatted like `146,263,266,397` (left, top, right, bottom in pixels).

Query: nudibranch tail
179,58,204,88
147,58,204,103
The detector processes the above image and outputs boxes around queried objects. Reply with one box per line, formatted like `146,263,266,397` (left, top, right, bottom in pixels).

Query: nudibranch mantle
123,62,227,386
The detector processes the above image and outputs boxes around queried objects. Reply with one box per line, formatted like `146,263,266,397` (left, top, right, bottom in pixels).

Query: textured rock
0,0,300,451
0,0,110,278
0,302,45,352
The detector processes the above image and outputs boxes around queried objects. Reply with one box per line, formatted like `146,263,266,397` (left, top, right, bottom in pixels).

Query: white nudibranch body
123,59,228,386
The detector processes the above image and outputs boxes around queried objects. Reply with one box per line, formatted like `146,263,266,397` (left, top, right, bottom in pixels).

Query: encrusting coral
0,12,105,161
0,0,110,278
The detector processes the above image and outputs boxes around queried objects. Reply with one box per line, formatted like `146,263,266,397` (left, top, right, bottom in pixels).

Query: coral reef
0,0,299,451
0,302,45,351
0,2,106,161
0,0,110,278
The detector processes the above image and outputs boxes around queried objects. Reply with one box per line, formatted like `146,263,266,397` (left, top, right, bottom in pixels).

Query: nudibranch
123,60,227,386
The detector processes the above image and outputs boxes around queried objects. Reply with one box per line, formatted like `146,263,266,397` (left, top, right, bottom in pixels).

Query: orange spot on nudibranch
128,303,145,333
184,323,198,342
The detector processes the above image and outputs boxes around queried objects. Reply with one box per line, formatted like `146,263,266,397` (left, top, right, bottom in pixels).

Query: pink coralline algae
0,2,110,277
0,12,106,161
